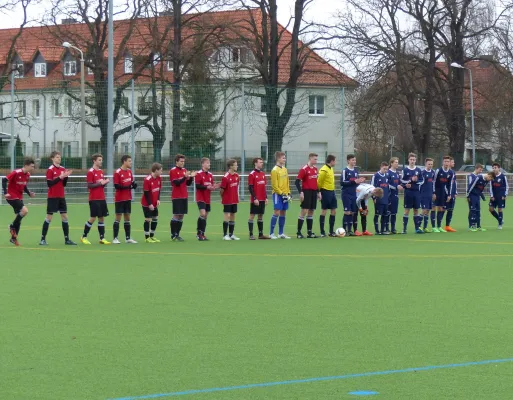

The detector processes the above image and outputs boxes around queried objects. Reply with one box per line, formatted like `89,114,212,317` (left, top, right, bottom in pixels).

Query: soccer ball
335,227,346,237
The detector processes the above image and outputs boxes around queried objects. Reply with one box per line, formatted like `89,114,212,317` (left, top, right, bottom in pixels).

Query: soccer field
2,202,513,400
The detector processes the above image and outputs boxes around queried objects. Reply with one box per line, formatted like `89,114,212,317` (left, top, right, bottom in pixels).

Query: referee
317,155,337,237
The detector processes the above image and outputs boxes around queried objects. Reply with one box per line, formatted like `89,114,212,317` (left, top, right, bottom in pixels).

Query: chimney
61,18,78,24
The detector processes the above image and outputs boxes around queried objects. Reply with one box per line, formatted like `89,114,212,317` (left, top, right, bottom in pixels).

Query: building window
34,63,47,77
64,61,77,76
260,97,268,114
52,99,60,117
136,141,153,155
64,98,73,116
121,142,130,153
17,100,27,117
118,96,129,116
166,60,173,71
309,95,325,116
88,141,101,154
124,57,133,73
32,99,40,118
260,142,268,162
32,142,40,157
0,104,3,119
12,63,24,78
152,53,160,66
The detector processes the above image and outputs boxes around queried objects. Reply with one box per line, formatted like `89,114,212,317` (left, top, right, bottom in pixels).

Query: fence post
340,87,345,162
10,70,15,170
240,82,245,200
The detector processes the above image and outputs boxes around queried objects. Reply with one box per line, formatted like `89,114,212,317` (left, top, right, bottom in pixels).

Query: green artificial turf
1,202,513,400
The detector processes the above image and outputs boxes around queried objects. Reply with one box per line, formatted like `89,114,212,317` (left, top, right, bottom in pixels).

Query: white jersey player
356,183,383,210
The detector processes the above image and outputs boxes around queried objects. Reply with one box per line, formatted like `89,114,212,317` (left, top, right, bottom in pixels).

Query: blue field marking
108,357,513,400
348,390,379,396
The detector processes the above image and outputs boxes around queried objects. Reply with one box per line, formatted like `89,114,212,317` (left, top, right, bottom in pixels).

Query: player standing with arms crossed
270,151,292,239
248,157,270,240
142,163,163,242
113,155,138,244
170,154,196,241
341,154,365,236
420,158,435,232
296,153,321,239
220,159,240,240
386,157,402,234
371,162,389,235
400,153,424,234
40,151,75,246
195,157,216,241
433,156,454,232
467,164,494,231
2,157,35,246
444,157,458,232
81,154,110,244
489,162,508,229
317,155,337,237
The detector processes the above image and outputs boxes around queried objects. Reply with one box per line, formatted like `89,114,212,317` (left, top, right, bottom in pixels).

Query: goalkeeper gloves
282,193,292,203
131,182,138,189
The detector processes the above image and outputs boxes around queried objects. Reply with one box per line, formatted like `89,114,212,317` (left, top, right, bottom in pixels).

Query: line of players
1,150,508,246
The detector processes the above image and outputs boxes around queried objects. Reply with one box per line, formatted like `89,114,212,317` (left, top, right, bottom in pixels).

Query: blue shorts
468,195,481,212
421,196,433,210
489,198,506,209
375,202,388,216
320,190,337,210
273,193,289,211
388,195,399,214
404,191,420,209
435,191,448,208
342,194,357,213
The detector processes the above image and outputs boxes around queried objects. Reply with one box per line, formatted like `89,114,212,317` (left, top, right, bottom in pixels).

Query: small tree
15,135,24,159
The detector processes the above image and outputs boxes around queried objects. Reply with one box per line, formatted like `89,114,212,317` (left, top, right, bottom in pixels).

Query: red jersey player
195,157,218,241
169,154,196,241
81,153,111,245
295,153,321,238
141,163,163,243
220,159,240,240
2,157,35,246
248,157,270,240
113,155,137,244
40,151,75,246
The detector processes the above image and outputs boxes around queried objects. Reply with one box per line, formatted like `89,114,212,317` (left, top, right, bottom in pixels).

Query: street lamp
62,41,86,170
450,62,475,165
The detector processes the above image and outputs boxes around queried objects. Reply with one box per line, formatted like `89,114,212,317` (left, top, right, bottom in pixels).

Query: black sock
41,219,50,239
361,215,367,232
83,221,92,237
319,215,326,234
229,221,235,236
177,220,183,236
197,217,202,235
257,220,263,236
144,221,150,238
248,220,254,235
62,220,69,240
170,219,177,237
297,217,304,234
353,214,358,232
124,222,131,240
329,215,335,234
150,219,158,237
374,215,379,233
202,217,207,234
113,220,120,239
98,223,105,240
13,214,23,234
306,217,313,234
223,221,228,236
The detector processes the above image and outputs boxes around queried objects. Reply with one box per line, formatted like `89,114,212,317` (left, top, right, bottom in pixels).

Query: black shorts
197,202,211,212
115,200,132,215
47,198,67,214
172,198,188,215
320,190,337,210
300,189,318,210
7,199,24,214
89,200,109,218
250,202,266,215
142,206,159,219
223,204,238,214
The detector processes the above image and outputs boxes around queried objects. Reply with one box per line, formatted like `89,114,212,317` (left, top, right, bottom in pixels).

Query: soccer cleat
278,234,291,239
468,227,478,232
354,230,363,236
296,232,305,239
112,238,121,244
10,237,19,246
328,232,337,237
498,224,503,230
415,229,425,234
438,227,447,233
145,237,156,243
362,231,373,236
477,227,487,232
423,228,433,233
9,224,17,238
151,237,161,243
320,233,327,238
99,238,111,245
432,227,440,233
175,236,184,242
391,230,397,234
258,234,270,239
126,238,138,244
400,230,407,234
80,237,91,245
269,234,279,239
223,235,232,241
346,231,356,237
197,234,207,241
64,239,77,245
39,239,48,246
381,231,391,235
307,232,317,238
249,235,256,240
230,235,241,241
445,226,457,232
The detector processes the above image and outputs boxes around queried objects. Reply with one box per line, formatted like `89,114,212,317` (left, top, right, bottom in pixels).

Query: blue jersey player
340,154,365,236
386,157,402,234
400,153,424,234
444,157,458,232
371,162,390,235
433,156,454,232
488,162,509,229
467,164,495,231
420,158,436,232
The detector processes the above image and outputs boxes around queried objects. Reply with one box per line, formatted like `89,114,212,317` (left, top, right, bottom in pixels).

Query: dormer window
124,57,133,73
213,46,255,64
166,59,173,71
35,62,47,77
64,60,77,76
12,62,24,78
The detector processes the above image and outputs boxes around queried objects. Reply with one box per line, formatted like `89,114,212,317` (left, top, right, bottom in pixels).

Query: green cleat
432,228,440,233
438,227,447,233
423,228,433,233
468,227,478,232
477,227,487,232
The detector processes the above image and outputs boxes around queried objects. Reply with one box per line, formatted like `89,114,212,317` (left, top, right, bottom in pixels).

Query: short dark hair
425,158,433,163
151,162,162,172
492,162,501,168
347,154,355,161
380,161,389,167
443,156,451,160
408,153,417,159
253,157,263,166
175,154,185,163
227,159,237,168
92,153,103,162
121,155,131,164
326,154,336,163
23,157,35,166
50,151,61,159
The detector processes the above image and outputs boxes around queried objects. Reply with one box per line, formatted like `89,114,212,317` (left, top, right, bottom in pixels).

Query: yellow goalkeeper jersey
271,165,290,195
317,164,335,191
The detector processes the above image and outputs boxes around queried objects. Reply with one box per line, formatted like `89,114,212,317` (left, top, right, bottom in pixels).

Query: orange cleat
445,226,457,232
362,231,374,236
354,230,363,236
